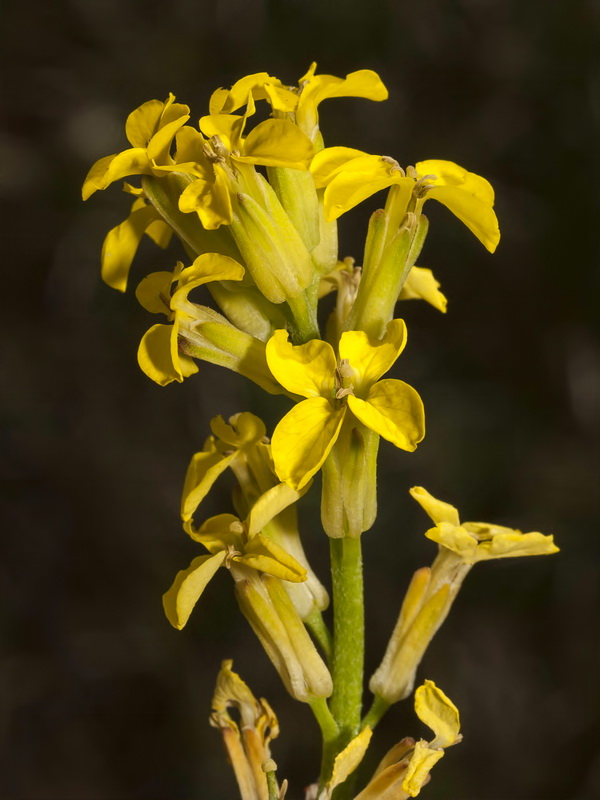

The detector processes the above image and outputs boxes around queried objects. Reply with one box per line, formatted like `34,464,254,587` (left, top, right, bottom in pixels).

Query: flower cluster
84,63,556,800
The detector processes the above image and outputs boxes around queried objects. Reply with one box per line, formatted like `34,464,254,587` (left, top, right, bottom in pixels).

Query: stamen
382,155,405,175
225,543,242,569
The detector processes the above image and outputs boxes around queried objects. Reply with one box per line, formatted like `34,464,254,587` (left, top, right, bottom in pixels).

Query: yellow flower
355,681,461,800
209,64,388,142
134,256,283,393
82,93,189,200
182,413,330,619
311,149,500,252
163,480,309,631
266,320,425,490
135,253,245,386
210,659,280,800
166,96,314,230
401,681,462,797
410,485,560,564
370,488,559,704
164,474,333,702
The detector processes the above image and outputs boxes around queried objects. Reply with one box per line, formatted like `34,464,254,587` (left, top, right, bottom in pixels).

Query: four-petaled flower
410,485,560,563
266,319,425,490
311,149,500,252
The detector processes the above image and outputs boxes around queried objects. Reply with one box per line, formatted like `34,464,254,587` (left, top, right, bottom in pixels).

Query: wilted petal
414,680,461,750
409,487,460,527
163,551,227,629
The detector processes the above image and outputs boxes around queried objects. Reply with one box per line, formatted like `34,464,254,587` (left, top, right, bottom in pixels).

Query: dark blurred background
1,0,599,798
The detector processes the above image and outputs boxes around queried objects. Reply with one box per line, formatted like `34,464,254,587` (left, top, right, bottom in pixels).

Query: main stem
330,536,364,738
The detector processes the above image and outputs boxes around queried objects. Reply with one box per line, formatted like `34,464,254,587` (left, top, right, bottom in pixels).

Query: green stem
330,537,364,736
305,609,334,663
361,695,390,731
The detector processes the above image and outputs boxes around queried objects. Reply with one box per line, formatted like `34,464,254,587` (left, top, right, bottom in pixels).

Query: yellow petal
162,551,226,629
323,155,412,221
348,379,425,451
180,449,237,523
240,119,314,170
199,113,244,151
217,72,283,114
125,98,166,147
145,216,173,249
210,411,267,448
426,185,500,253
188,513,241,550
172,253,245,316
400,267,448,313
463,525,560,562
302,69,388,108
327,726,373,794
264,83,299,113
137,323,198,386
241,533,307,582
416,159,495,205
271,399,345,490
402,741,444,797
147,112,190,164
338,319,407,392
208,87,230,115
247,482,308,537
266,330,337,399
101,205,159,291
409,487,460,526
425,522,479,562
82,149,152,199
178,170,233,229
414,680,461,749
310,146,370,188
135,271,174,315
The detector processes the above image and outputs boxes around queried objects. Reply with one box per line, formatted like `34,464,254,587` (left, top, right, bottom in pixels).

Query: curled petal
266,330,337,399
137,322,198,386
162,551,227,629
339,319,408,392
101,205,160,291
271,399,345,490
179,170,233,229
426,185,500,253
416,159,495,205
82,149,152,199
348,379,425,451
322,156,412,221
402,741,444,797
135,270,174,315
210,411,267,448
180,449,237,523
414,680,461,750
409,486,461,527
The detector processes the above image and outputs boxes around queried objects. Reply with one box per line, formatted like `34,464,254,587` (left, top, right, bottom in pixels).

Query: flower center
335,358,356,400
